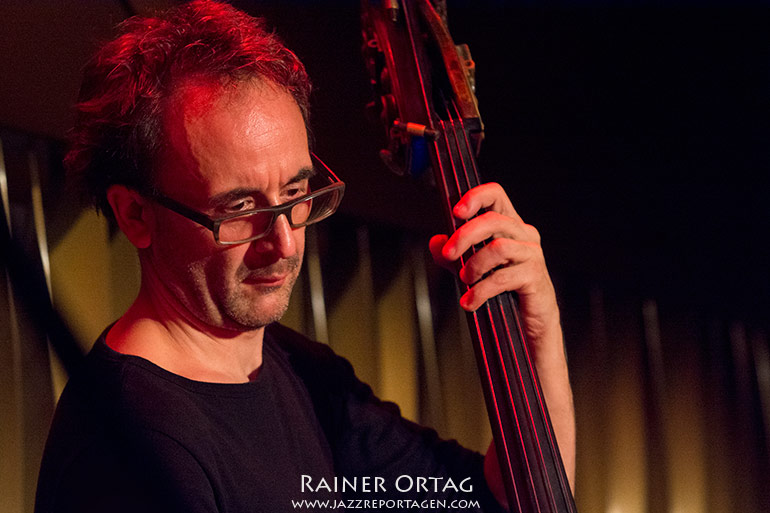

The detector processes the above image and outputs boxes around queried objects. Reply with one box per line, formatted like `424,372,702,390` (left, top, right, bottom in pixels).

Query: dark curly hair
66,0,312,217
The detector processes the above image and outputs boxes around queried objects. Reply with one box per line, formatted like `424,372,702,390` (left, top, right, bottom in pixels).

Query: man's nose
257,214,297,257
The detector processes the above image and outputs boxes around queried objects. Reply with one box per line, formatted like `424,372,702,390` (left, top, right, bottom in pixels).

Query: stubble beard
220,254,303,330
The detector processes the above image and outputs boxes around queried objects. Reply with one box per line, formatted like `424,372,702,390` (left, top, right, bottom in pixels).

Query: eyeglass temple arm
151,194,219,231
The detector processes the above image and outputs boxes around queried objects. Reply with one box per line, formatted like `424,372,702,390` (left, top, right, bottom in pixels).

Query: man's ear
105,185,154,249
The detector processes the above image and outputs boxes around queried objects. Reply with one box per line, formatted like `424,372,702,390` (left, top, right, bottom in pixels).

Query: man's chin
224,283,295,329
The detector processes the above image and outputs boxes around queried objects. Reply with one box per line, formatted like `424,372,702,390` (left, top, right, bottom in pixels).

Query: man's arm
428,183,576,507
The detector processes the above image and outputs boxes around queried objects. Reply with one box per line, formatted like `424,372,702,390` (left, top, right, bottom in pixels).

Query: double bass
360,1,578,511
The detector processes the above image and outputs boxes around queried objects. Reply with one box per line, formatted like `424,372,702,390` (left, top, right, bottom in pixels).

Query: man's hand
428,183,576,497
428,182,559,347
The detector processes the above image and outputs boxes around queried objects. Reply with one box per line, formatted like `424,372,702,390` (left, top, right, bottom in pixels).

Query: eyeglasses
148,154,345,245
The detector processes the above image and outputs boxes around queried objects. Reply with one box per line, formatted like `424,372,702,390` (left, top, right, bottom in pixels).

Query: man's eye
226,199,254,212
285,186,308,199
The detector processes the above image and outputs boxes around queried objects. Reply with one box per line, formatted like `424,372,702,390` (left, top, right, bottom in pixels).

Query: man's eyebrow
207,166,317,208
287,165,316,185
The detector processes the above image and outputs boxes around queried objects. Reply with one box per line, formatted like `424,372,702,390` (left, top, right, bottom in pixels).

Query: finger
443,211,540,262
429,234,454,271
459,265,533,312
457,238,539,286
454,182,520,221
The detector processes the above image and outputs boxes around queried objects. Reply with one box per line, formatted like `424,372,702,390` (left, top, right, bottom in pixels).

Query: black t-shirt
35,323,501,512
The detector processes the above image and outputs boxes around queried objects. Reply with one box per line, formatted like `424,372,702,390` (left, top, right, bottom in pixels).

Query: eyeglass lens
217,187,342,243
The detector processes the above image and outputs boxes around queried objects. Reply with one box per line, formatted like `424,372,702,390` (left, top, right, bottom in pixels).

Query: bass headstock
361,0,483,179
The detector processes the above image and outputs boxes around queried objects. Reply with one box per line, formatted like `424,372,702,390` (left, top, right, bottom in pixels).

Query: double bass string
452,110,574,510
447,98,567,511
453,100,573,506
396,16,525,502
427,118,519,509
440,98,545,512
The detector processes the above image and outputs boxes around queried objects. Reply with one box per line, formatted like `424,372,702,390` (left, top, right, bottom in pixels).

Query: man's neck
106,286,266,384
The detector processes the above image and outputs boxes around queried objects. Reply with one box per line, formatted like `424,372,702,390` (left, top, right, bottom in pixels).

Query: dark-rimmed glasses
147,154,345,245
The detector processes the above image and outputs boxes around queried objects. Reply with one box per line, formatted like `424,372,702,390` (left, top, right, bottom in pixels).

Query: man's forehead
157,76,311,200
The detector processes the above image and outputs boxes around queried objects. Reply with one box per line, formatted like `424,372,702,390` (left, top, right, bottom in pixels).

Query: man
36,1,574,511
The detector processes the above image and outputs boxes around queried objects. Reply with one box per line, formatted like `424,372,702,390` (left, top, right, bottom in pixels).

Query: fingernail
460,292,473,310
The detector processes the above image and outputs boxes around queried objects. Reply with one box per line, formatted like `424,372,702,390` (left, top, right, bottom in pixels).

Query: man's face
146,79,309,332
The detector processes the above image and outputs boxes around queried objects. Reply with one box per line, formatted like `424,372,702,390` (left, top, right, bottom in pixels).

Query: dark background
252,1,770,322
1,0,769,319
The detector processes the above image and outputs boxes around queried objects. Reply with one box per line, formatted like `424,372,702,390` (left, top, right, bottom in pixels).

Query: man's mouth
243,272,289,287
241,258,299,287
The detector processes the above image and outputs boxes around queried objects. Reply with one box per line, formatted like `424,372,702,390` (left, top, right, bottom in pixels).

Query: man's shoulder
264,323,336,359
264,323,359,389
54,336,229,449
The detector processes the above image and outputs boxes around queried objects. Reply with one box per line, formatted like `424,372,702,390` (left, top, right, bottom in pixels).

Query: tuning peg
392,120,440,141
